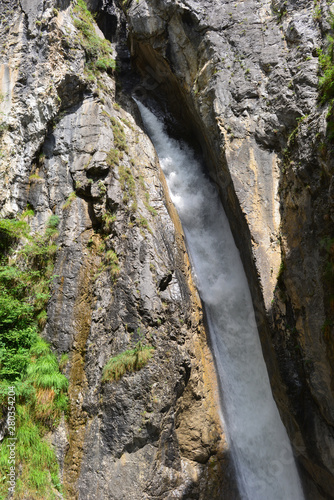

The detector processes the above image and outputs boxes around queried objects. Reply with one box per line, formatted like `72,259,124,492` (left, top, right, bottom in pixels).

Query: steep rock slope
0,1,238,498
121,0,334,497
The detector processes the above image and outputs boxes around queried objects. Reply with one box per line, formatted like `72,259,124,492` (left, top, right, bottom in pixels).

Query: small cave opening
89,0,120,42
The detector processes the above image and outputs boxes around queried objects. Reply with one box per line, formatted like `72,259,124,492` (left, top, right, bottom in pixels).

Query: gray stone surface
0,1,232,498
124,0,334,497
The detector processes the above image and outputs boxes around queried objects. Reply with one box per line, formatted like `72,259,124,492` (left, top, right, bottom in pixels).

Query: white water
136,100,305,500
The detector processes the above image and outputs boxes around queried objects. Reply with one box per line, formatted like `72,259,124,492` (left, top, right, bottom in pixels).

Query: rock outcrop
0,0,237,498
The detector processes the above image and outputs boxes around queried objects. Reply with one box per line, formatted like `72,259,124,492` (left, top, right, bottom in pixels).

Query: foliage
119,165,137,211
102,340,154,382
0,215,67,499
62,191,77,210
144,192,157,216
318,13,334,104
110,117,128,153
103,249,120,281
96,57,117,72
106,148,121,167
102,211,116,232
72,0,116,76
136,215,152,234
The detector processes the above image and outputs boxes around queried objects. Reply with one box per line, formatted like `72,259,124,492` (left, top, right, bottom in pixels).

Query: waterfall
135,100,305,500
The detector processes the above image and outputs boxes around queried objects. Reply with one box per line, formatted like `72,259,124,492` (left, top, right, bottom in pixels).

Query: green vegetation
110,117,128,153
119,165,137,211
29,173,43,183
102,340,154,383
136,215,152,234
102,210,117,233
72,0,116,79
62,191,77,210
313,0,322,22
0,214,68,499
98,180,107,196
318,20,334,104
106,148,121,167
144,192,157,216
317,12,334,139
104,249,120,280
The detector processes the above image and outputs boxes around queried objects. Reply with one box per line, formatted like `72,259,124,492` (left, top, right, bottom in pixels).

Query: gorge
0,0,333,499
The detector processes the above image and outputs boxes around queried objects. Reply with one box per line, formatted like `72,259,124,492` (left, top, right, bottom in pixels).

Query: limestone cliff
0,0,334,499
121,0,334,498
0,0,235,499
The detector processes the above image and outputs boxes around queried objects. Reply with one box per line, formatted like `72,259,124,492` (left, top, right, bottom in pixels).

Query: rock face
0,0,237,498
122,0,334,497
1,0,334,498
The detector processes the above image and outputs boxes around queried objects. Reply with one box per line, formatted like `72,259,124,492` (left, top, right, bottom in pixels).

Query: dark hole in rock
159,273,173,291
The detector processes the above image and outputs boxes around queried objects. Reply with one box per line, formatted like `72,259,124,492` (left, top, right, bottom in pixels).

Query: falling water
136,100,305,500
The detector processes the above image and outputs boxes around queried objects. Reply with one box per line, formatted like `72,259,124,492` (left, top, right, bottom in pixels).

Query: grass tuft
0,214,67,498
102,342,154,382
62,191,77,210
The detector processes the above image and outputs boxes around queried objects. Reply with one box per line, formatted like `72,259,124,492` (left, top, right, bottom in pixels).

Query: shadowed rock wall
121,0,334,498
